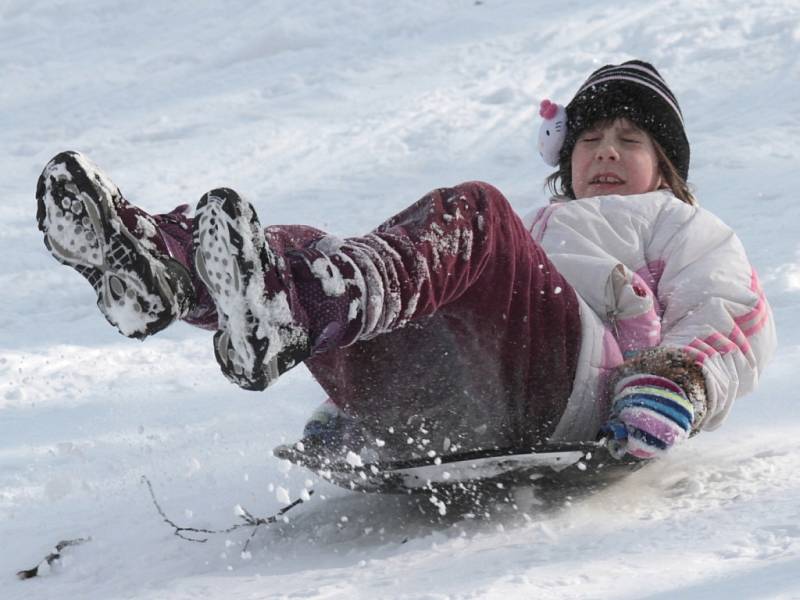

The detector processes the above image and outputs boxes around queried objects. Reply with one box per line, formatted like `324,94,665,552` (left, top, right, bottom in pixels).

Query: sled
273,439,644,495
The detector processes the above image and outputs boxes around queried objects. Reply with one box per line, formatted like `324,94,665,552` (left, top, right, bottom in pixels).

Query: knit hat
539,60,690,193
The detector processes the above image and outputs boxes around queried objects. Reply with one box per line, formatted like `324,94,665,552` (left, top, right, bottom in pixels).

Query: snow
1,0,800,598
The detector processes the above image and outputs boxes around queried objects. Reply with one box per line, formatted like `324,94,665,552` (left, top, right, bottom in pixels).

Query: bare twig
141,475,312,550
16,537,92,580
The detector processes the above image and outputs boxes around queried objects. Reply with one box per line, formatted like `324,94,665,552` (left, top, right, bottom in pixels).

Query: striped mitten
603,374,694,459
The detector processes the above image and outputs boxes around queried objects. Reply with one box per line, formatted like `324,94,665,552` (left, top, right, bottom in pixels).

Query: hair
544,118,697,206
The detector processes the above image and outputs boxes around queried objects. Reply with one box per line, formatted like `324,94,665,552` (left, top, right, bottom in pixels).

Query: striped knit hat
560,60,690,189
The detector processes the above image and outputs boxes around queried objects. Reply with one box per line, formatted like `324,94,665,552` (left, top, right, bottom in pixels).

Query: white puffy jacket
523,190,777,442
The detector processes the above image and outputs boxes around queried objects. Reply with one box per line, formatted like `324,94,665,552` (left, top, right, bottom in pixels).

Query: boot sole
36,151,178,338
193,189,282,389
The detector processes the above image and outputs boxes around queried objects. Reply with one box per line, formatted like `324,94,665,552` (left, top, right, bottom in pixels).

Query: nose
594,140,620,161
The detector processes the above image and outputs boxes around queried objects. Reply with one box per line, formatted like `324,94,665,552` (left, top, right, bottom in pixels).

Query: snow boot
300,399,368,455
36,151,196,339
193,188,313,390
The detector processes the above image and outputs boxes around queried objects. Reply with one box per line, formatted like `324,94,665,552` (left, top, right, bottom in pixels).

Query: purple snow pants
167,182,582,451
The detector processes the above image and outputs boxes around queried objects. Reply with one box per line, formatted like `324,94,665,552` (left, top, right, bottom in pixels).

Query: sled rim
273,440,642,494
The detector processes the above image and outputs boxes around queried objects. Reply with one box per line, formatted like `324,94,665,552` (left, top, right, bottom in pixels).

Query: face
570,118,663,199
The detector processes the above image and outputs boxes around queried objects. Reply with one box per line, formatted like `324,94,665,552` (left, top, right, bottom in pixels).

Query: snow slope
2,0,800,598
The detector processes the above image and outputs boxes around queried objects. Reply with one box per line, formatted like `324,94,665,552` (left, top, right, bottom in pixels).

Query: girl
36,60,775,462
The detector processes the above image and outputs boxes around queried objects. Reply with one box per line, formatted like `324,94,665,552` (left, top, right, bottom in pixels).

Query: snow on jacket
524,190,776,442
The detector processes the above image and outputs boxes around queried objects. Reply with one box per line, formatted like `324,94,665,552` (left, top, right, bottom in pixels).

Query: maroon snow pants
177,182,581,450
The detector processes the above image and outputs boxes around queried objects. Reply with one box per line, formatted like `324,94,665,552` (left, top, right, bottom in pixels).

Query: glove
602,373,694,459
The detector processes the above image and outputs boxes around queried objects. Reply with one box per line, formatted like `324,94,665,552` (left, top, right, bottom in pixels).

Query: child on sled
36,60,775,463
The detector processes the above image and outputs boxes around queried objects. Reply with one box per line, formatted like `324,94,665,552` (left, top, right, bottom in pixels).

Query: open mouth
589,174,625,185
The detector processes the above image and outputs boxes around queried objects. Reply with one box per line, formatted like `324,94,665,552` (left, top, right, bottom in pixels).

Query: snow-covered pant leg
303,182,582,450
152,206,218,329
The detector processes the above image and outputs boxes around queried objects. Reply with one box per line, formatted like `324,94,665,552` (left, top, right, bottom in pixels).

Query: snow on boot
193,188,311,391
36,151,195,339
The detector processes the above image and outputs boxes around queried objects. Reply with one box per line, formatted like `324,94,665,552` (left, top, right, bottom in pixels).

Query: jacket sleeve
646,202,776,430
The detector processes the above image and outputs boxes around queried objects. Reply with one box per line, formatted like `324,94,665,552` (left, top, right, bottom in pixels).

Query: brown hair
544,120,696,206
653,141,696,205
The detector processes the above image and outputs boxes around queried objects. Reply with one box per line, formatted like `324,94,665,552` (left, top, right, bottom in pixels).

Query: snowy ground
2,0,800,598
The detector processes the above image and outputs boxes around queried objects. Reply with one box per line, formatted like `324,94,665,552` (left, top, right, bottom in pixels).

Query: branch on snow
141,475,312,550
15,477,311,580
16,537,92,580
